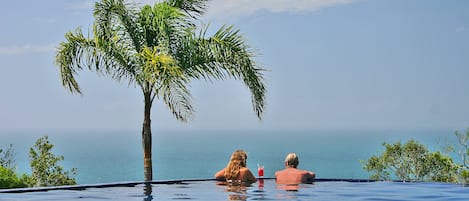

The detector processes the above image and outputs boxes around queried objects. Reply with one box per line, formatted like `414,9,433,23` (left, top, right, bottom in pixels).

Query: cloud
110,0,355,18
66,0,96,10
34,17,58,24
67,0,163,9
63,0,356,18
134,0,161,5
456,25,467,33
205,0,356,19
0,44,56,55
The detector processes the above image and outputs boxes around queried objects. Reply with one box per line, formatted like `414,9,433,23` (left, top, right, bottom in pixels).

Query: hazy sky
1,0,468,133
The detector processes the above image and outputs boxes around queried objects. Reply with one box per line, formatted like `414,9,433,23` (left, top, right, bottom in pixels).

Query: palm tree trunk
142,91,153,181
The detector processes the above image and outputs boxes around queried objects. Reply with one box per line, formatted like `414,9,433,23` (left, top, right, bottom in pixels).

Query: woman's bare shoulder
240,167,251,172
215,168,226,179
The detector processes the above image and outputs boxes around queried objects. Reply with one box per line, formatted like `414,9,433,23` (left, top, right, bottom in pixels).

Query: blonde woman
215,150,257,185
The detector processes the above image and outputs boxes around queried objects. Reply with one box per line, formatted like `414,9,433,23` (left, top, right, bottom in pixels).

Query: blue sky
0,0,468,133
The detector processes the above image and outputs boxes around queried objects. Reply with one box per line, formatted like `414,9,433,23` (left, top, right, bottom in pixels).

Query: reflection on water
0,179,467,201
275,179,314,191
258,178,264,189
143,182,152,201
276,184,300,191
216,178,269,201
217,180,249,201
226,186,248,201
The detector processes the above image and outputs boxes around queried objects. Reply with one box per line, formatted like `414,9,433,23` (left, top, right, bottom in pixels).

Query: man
275,153,315,184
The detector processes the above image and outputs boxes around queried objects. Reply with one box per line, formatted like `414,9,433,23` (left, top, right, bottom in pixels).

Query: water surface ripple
1,179,468,201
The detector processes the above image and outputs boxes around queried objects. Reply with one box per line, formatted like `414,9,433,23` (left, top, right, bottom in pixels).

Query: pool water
0,179,467,201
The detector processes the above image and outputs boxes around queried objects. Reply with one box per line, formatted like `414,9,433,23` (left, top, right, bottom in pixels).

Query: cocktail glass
257,164,264,177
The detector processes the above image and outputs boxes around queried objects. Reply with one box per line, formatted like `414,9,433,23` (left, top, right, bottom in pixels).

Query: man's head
285,153,299,168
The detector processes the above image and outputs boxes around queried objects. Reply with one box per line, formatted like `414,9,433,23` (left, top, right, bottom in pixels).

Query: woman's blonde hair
285,153,299,168
224,150,248,180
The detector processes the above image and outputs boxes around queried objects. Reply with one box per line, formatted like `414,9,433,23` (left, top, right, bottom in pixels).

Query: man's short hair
285,153,299,168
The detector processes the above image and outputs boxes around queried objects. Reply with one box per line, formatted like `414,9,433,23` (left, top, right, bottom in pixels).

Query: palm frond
140,46,186,84
55,28,99,94
56,27,140,94
57,0,266,122
175,24,267,119
158,78,194,122
99,34,140,85
139,2,190,49
168,0,208,18
93,0,150,86
139,43,193,120
212,26,266,118
94,0,144,53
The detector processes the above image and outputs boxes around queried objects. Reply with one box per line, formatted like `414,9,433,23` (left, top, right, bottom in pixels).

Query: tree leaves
56,0,266,181
29,136,77,187
0,144,16,170
56,0,266,121
362,139,459,183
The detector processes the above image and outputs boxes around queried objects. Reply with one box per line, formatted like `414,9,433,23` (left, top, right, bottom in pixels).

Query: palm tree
55,0,266,181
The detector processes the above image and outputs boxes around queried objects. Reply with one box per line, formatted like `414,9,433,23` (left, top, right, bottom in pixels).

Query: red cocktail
257,165,264,177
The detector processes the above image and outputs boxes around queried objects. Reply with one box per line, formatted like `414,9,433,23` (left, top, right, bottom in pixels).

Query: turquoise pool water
0,179,467,201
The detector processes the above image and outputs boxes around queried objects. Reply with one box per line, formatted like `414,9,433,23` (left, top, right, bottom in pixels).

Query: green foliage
460,169,469,184
29,136,77,187
362,155,389,180
0,144,31,189
55,0,266,121
455,129,469,168
362,139,459,183
0,166,30,189
426,152,458,183
0,137,77,189
454,128,469,184
0,144,16,170
56,0,267,181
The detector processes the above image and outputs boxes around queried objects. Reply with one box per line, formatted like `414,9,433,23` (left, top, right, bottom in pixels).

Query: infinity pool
0,179,467,201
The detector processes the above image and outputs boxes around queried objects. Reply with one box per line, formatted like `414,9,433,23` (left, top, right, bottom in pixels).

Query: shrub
454,129,469,168
0,144,29,189
362,139,458,183
425,152,458,183
454,129,469,184
29,136,77,187
0,166,30,189
0,144,16,170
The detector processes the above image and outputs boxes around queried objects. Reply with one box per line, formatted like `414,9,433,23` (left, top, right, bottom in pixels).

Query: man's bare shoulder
299,170,316,179
275,169,285,176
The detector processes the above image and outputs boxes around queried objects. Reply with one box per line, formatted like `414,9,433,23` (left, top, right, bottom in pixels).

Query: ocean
0,129,461,185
